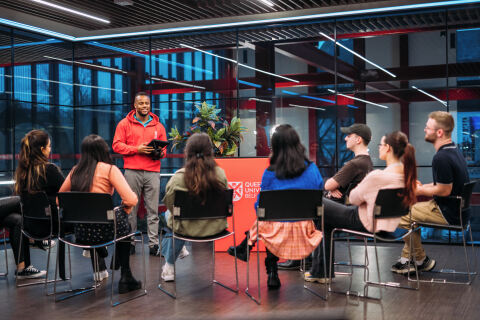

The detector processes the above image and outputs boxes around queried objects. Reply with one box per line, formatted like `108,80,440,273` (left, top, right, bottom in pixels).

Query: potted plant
169,101,246,156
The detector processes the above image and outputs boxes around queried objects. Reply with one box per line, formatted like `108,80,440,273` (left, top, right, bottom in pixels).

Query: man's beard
425,134,436,143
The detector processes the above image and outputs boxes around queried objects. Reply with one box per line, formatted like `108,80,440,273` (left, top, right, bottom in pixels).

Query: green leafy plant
169,101,246,156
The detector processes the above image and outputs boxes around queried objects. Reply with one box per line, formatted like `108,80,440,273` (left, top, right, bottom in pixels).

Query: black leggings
89,242,130,272
1,213,30,267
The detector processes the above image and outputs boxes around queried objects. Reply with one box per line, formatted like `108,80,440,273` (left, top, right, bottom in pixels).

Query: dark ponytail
14,130,50,195
384,131,417,207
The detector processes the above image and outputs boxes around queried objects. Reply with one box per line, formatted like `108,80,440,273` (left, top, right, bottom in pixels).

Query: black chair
158,189,238,299
57,192,147,307
0,196,21,277
407,181,477,285
329,188,418,300
245,189,326,304
17,192,60,290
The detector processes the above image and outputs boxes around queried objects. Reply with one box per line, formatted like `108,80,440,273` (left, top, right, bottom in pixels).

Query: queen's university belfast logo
229,182,243,202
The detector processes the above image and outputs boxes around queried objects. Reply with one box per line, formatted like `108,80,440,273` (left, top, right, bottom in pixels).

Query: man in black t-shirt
325,123,374,203
278,123,373,270
391,111,469,275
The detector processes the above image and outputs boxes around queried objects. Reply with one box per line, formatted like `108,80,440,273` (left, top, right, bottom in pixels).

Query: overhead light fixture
320,32,396,78
249,97,272,103
151,77,205,90
259,0,275,6
87,41,213,75
2,74,124,93
180,44,299,83
411,86,447,106
44,56,127,74
328,89,388,109
289,104,325,111
31,0,110,24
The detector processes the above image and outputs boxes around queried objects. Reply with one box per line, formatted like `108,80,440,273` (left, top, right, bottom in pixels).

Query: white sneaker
93,270,109,281
161,262,175,282
178,245,190,259
82,249,91,258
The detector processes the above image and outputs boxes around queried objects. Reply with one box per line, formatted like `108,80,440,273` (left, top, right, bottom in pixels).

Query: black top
40,163,65,198
432,142,469,224
333,154,373,202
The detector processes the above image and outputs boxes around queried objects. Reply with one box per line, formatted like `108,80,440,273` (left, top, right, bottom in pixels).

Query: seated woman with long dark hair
306,131,417,283
160,133,228,282
13,129,64,278
58,134,141,294
228,124,324,289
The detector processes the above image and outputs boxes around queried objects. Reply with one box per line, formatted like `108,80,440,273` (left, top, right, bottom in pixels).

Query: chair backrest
460,181,476,211
20,192,52,221
256,189,323,221
373,188,409,219
172,189,234,220
58,192,114,224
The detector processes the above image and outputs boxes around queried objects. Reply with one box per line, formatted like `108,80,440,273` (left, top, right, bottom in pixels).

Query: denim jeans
160,211,186,265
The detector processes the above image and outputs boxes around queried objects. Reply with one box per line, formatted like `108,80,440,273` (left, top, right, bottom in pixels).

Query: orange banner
215,157,270,251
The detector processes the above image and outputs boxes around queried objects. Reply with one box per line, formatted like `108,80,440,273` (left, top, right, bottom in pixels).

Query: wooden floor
0,239,478,320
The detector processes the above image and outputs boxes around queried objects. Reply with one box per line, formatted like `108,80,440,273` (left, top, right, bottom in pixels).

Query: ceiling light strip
181,43,299,83
1,74,124,92
31,0,110,24
249,97,272,103
411,85,447,106
44,55,127,74
320,32,396,78
289,103,325,111
151,76,205,90
328,89,389,109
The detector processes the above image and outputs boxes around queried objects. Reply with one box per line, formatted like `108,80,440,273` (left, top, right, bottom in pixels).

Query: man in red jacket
113,92,167,256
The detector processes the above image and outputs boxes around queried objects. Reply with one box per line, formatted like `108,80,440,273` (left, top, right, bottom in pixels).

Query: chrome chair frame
0,227,7,276
56,192,147,307
407,181,477,285
328,188,419,300
244,189,326,305
158,189,238,300
17,192,67,292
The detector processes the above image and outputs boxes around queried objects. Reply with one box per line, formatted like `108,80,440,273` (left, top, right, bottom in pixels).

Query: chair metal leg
408,226,475,285
212,240,239,293
53,242,98,303
304,224,328,301
158,231,177,299
0,231,7,277
245,232,261,305
111,234,147,307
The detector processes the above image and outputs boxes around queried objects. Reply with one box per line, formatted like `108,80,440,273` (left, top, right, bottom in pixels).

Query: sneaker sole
418,259,436,272
390,267,416,275
16,271,47,280
304,277,330,284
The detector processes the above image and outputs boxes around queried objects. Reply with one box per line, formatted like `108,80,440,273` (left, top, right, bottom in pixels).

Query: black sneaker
15,265,47,279
149,244,160,256
417,256,436,272
391,260,416,275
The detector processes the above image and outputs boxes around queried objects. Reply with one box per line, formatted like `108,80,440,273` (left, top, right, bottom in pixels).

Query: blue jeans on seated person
161,211,186,265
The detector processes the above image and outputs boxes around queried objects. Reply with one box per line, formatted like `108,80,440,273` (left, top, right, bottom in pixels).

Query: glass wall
1,4,479,242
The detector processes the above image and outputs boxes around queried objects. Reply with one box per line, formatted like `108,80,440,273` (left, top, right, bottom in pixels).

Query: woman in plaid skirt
228,124,324,289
